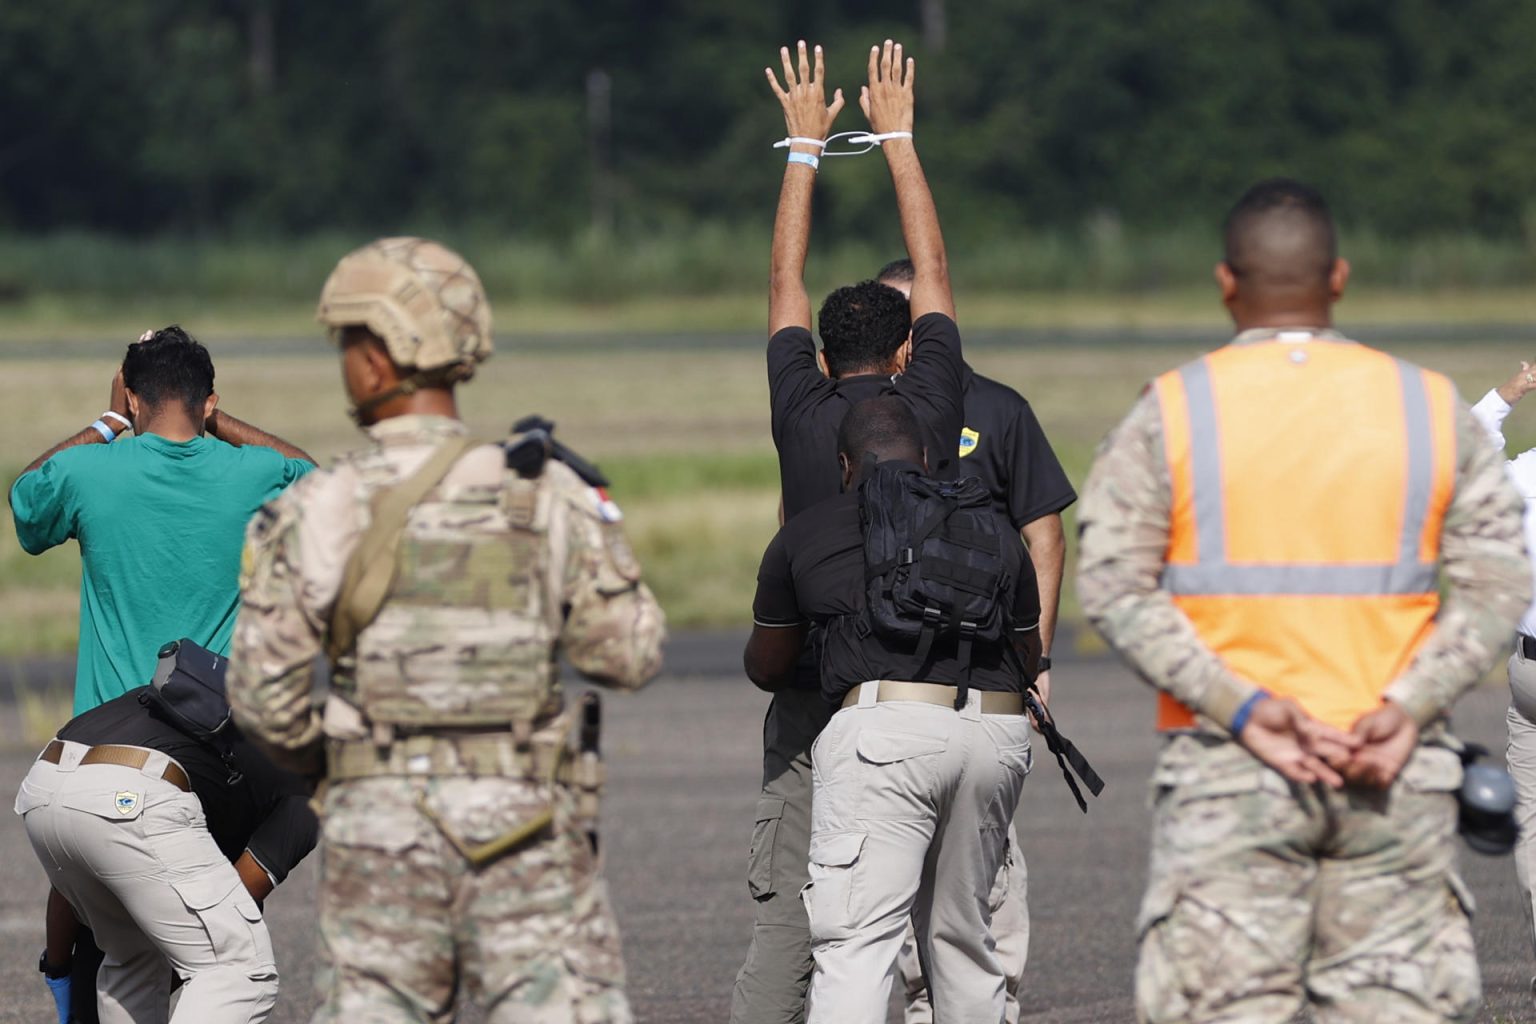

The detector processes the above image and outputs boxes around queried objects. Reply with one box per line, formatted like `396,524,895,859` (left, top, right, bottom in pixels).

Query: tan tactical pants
16,743,278,1024
1137,734,1479,1024
731,689,1032,1024
896,821,1028,1024
731,688,834,1024
803,683,1031,1024
1506,646,1536,972
313,775,630,1024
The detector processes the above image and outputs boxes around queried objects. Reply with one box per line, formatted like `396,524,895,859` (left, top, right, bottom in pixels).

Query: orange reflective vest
1154,332,1457,731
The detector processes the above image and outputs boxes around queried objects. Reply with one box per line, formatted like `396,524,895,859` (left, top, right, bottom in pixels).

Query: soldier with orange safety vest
1078,178,1530,1024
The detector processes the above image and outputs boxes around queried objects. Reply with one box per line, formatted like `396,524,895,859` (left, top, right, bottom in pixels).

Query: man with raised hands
732,39,992,1024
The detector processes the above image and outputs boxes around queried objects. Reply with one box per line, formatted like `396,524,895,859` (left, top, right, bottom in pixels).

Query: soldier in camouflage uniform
1077,181,1529,1023
227,237,666,1024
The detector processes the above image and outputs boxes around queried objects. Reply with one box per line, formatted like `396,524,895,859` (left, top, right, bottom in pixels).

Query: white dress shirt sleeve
1471,388,1514,451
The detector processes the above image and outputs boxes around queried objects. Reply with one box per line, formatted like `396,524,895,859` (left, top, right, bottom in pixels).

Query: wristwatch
38,950,70,979
1037,656,1052,673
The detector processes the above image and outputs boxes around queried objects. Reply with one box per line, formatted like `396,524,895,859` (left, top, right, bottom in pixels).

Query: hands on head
1237,695,1418,790
765,39,915,142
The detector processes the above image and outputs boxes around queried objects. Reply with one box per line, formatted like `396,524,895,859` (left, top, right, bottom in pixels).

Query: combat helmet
318,237,493,420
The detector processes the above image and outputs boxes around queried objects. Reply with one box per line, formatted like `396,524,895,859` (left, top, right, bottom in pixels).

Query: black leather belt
1521,635,1536,660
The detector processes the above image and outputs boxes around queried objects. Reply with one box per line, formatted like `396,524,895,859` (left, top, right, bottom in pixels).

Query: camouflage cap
318,237,492,378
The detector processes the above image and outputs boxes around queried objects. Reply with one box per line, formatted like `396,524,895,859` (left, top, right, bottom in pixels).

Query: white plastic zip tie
822,130,914,157
772,136,829,150
772,131,912,156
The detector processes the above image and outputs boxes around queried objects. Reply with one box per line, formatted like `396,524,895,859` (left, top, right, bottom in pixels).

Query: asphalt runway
1,634,1534,1023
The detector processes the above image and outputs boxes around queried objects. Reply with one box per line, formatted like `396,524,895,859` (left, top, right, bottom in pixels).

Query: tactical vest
1154,334,1457,732
327,441,563,736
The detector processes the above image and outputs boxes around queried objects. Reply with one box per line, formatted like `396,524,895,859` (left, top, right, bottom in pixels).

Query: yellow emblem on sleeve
958,427,981,458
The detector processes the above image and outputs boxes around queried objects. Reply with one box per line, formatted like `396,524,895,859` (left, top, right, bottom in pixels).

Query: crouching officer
17,639,319,1024
228,237,667,1024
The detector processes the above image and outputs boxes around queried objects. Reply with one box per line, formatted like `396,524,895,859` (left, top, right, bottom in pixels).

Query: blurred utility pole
248,0,275,95
587,68,614,239
921,0,947,52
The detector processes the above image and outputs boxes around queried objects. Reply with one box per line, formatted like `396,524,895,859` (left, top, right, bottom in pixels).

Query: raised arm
15,368,131,479
1471,360,1536,452
862,40,953,322
766,41,844,336
207,409,315,463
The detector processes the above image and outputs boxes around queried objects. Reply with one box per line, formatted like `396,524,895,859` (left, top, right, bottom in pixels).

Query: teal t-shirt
10,434,313,713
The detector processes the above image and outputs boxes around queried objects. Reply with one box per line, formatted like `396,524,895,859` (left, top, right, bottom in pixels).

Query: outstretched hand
1496,360,1536,406
860,38,914,136
765,41,844,143
1237,697,1359,788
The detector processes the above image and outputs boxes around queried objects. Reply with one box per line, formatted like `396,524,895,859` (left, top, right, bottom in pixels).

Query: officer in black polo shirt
876,256,1076,1022
732,39,968,1024
17,645,318,1024
745,397,1040,1023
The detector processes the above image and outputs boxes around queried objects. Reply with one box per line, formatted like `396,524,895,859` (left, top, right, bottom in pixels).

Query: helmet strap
348,374,423,426
347,365,471,426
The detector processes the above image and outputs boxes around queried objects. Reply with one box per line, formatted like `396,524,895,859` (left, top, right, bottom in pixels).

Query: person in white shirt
1470,360,1536,984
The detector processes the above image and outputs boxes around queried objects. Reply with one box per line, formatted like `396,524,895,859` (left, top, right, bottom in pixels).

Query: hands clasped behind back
1238,696,1427,790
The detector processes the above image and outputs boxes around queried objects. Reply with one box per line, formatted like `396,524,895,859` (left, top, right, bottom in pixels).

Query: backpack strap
953,620,977,711
326,435,480,663
912,606,943,672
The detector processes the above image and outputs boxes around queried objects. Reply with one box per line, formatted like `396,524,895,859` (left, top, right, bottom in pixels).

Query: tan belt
327,730,571,782
841,680,1026,715
40,740,191,793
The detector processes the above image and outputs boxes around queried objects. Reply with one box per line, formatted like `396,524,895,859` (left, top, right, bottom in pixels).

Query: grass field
5,320,1536,660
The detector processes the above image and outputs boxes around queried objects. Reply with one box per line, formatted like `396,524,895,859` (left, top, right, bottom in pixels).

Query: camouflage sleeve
1384,403,1531,725
1075,390,1259,729
550,470,667,690
229,482,335,754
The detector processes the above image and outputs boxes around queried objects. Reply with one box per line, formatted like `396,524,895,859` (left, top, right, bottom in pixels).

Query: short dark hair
1223,178,1337,288
876,258,914,285
122,325,215,419
837,396,924,470
817,281,911,377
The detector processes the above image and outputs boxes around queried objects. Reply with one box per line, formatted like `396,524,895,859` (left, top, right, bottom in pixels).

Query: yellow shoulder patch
958,427,981,458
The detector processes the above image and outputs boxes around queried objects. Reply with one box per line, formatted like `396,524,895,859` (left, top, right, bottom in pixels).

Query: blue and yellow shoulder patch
958,427,981,458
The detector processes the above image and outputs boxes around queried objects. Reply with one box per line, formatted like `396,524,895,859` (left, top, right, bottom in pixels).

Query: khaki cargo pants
731,688,1032,1024
1505,644,1536,971
803,683,1031,1024
16,742,278,1024
1137,733,1478,1024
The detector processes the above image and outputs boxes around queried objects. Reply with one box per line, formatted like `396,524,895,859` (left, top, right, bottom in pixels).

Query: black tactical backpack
857,457,1106,812
857,458,1015,710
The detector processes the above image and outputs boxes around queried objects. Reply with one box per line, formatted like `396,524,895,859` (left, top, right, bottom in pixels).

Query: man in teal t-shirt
10,326,315,713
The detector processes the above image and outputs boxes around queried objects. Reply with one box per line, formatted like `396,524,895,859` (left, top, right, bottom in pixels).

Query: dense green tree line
2,0,1533,242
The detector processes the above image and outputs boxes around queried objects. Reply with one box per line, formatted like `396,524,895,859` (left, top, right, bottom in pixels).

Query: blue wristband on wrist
1230,691,1268,735
90,419,116,442
787,151,819,171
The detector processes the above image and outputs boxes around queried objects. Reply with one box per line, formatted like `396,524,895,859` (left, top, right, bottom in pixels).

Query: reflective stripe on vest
1153,339,1456,731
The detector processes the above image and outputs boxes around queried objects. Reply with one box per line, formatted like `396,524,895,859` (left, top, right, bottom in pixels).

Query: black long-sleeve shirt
57,687,318,883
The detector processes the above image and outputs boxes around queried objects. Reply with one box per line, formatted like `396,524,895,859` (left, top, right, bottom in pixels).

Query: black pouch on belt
145,638,233,743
